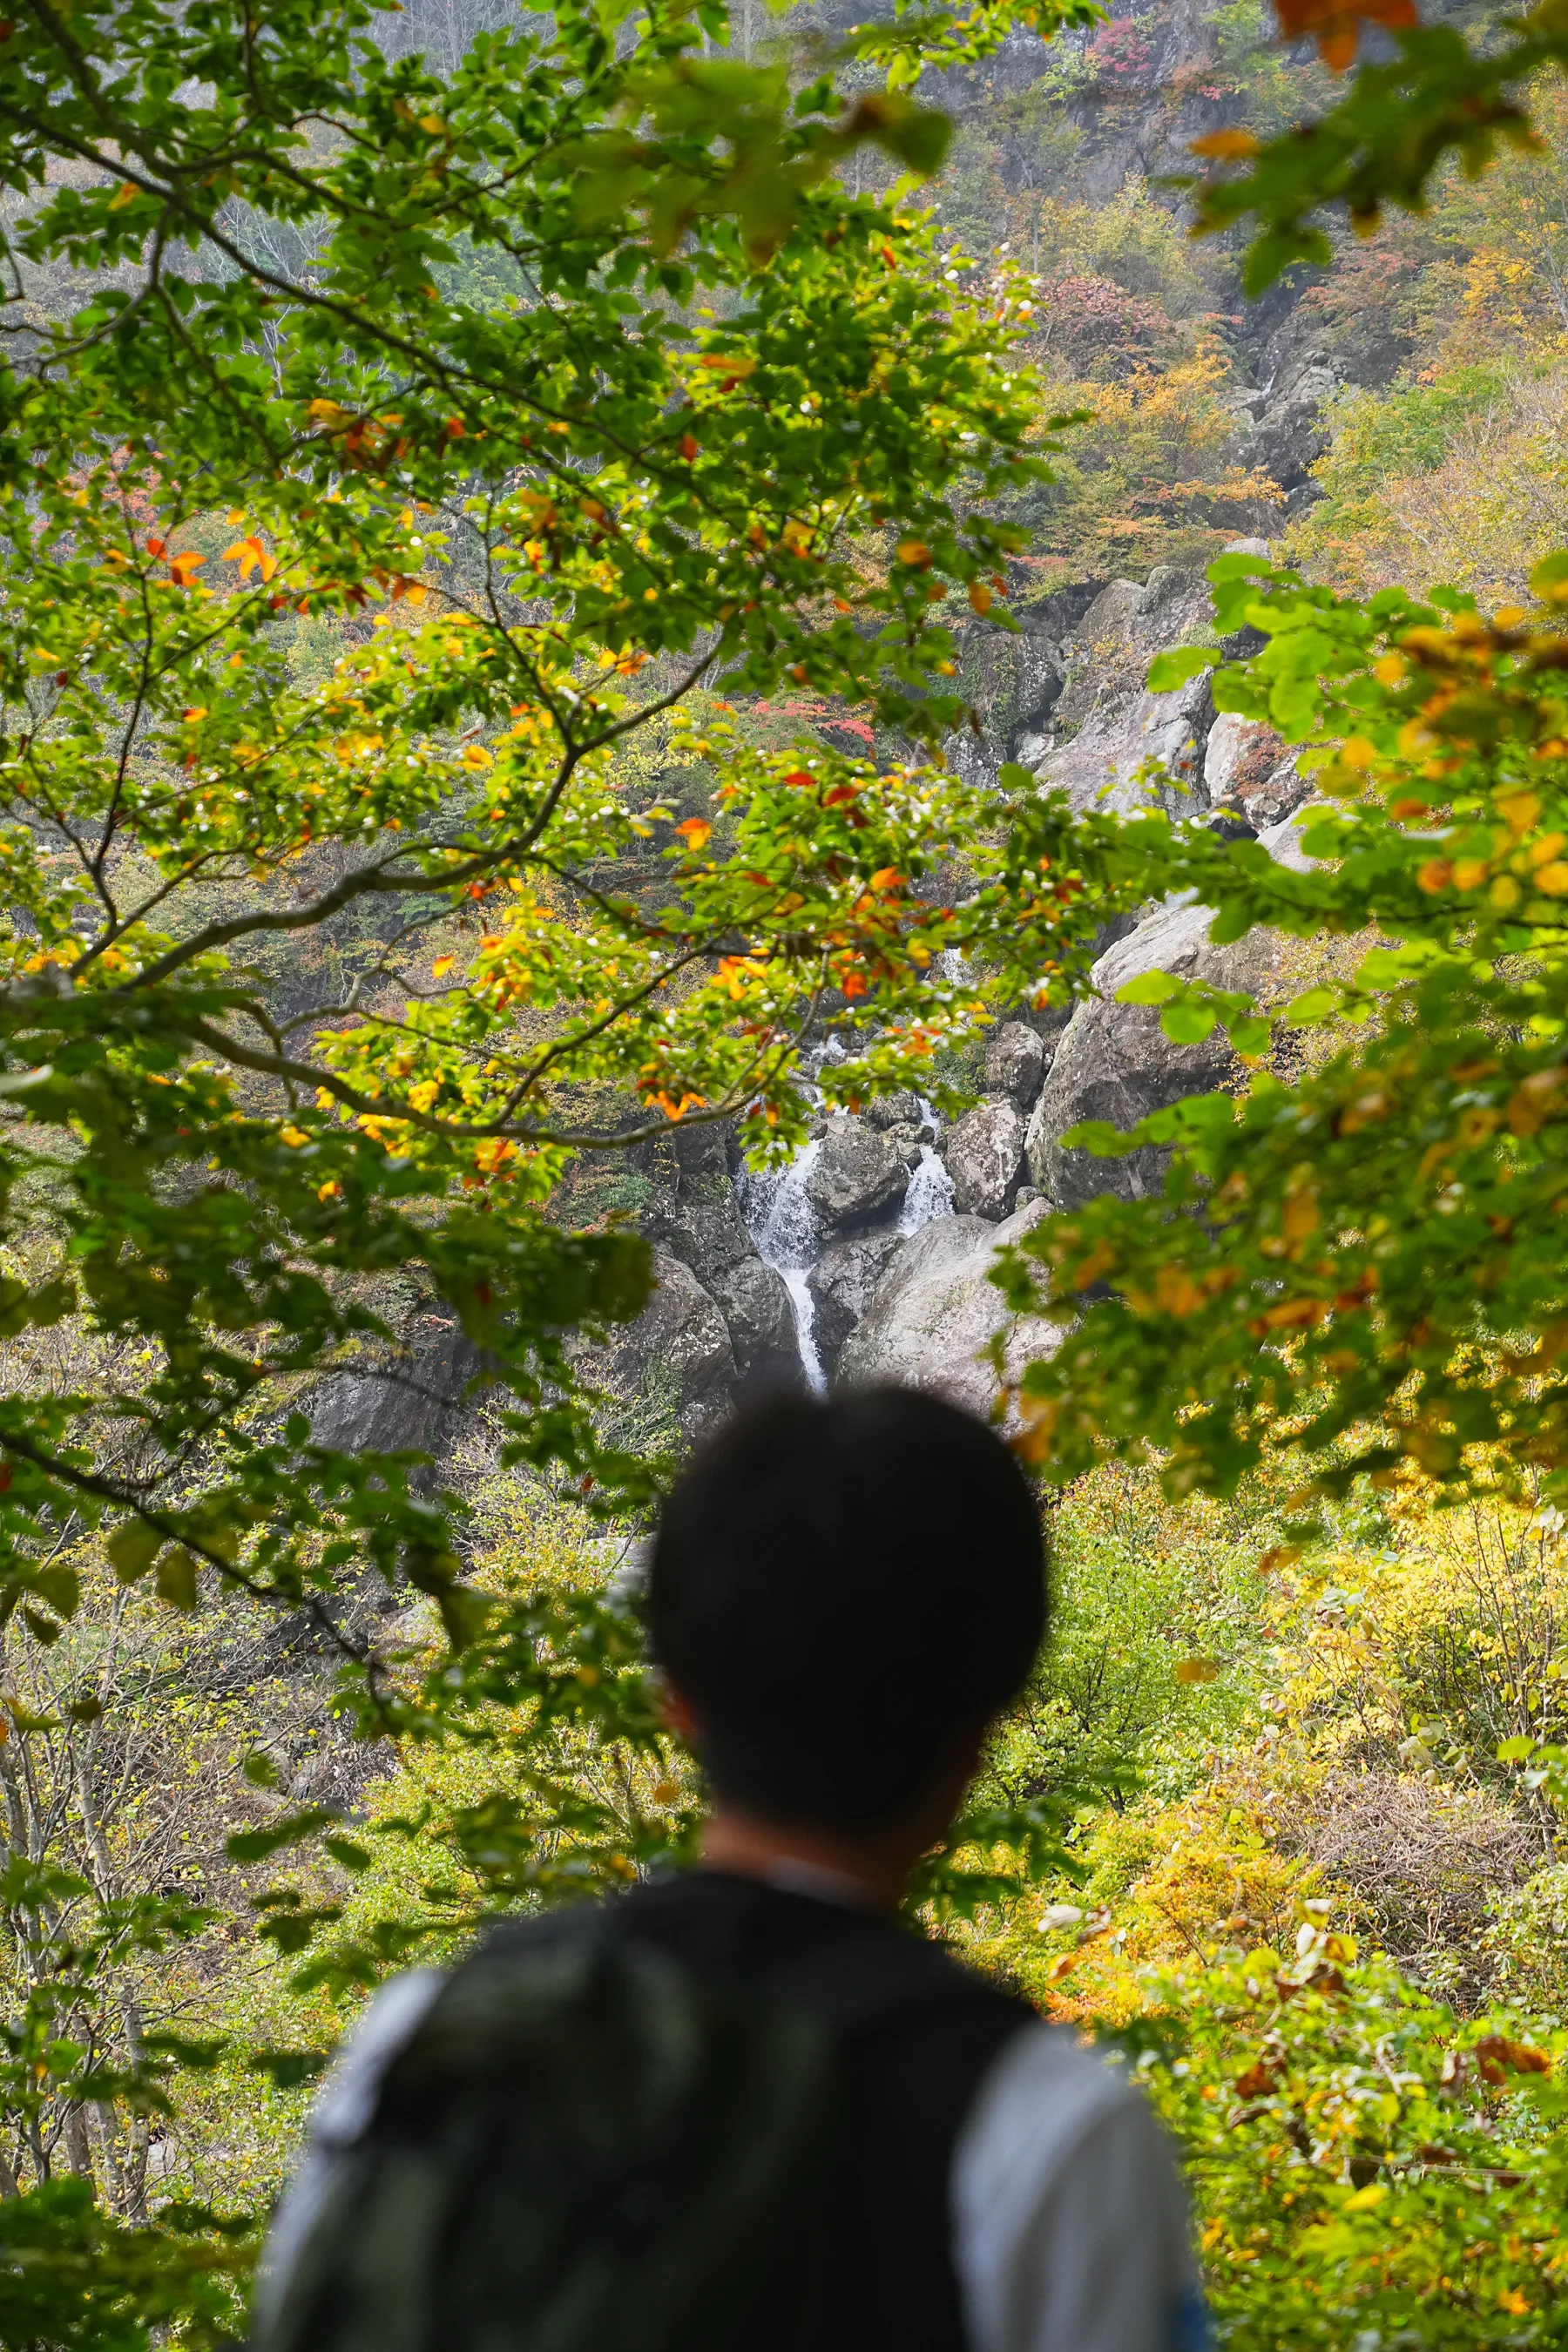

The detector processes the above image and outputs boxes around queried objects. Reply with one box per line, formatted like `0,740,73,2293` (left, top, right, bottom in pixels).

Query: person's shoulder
958,2017,1168,2182
980,2017,1145,2108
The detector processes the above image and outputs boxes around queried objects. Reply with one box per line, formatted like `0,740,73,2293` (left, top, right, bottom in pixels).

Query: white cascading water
737,1139,828,1393
737,1077,956,1388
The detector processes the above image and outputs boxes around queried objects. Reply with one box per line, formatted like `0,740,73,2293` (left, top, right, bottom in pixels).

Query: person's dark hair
648,1386,1047,1835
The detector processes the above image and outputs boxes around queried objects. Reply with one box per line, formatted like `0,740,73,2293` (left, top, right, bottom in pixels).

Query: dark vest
486,1871,1037,2352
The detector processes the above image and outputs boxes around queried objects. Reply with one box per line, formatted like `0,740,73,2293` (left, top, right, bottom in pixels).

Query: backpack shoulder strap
756,1916,1033,2043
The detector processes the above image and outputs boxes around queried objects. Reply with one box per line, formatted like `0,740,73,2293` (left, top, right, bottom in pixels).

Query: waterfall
898,1144,955,1234
735,1078,957,1391
737,1139,828,1394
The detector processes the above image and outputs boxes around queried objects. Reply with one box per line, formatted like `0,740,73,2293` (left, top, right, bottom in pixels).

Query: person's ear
659,1680,700,1742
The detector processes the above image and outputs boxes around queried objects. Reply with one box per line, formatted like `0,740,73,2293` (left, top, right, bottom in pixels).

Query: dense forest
4,0,1568,2343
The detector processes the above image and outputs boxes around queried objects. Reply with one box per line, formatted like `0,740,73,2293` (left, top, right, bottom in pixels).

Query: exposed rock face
804,1115,909,1233
1035,565,1218,817
879,1119,929,1172
837,1201,1059,1416
984,1020,1047,1110
1025,808,1319,1208
865,1089,925,1131
606,1247,736,1444
944,1100,1028,1222
707,1258,801,1395
806,1227,905,1380
1205,713,1283,801
1205,714,1314,833
307,1311,479,1465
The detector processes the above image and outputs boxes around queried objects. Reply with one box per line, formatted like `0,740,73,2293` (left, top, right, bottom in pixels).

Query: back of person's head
648,1386,1046,1835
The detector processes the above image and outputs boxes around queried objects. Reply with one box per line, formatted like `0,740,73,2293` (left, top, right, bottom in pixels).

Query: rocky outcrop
944,1100,1028,1222
639,1117,805,1422
837,1200,1060,1416
1205,714,1313,832
707,1258,801,1395
604,1246,737,1445
804,1115,909,1233
805,1227,905,1380
1033,565,1219,817
1025,807,1321,1207
984,1020,1047,1109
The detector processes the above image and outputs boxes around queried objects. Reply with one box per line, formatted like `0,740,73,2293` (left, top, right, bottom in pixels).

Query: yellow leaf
432,956,456,977
1342,2183,1387,2212
1175,1658,1220,1683
896,538,932,569
279,1125,310,1146
463,745,493,769
109,181,139,209
968,580,992,615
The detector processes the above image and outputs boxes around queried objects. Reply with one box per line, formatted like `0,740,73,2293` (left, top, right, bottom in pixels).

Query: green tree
0,0,1123,2333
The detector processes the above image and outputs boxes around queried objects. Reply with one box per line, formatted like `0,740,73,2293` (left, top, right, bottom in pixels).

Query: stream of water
735,1094,956,1391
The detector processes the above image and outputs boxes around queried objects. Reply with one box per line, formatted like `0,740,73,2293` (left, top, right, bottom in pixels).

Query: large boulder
603,1247,736,1444
944,1101,1028,1222
647,1176,755,1284
803,1115,909,1233
983,1020,1047,1110
1204,712,1283,801
864,1089,925,1132
805,1227,905,1379
837,1201,1059,1416
1205,714,1313,832
1035,566,1218,818
1025,807,1318,1208
707,1258,801,1394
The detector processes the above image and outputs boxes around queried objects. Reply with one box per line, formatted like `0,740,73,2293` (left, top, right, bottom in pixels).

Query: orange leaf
1474,2033,1551,2083
673,817,713,849
969,580,992,615
167,551,205,585
1189,128,1263,158
1271,0,1417,71
783,769,818,789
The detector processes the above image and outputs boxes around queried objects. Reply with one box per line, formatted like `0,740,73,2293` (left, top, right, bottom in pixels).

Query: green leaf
226,1809,340,1865
154,1547,199,1611
1227,1017,1273,1057
107,1521,162,1584
32,1565,78,1620
1284,986,1338,1028
1146,645,1214,693
1117,969,1181,1006
1161,1002,1219,1044
322,1835,373,1873
247,2048,330,2091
